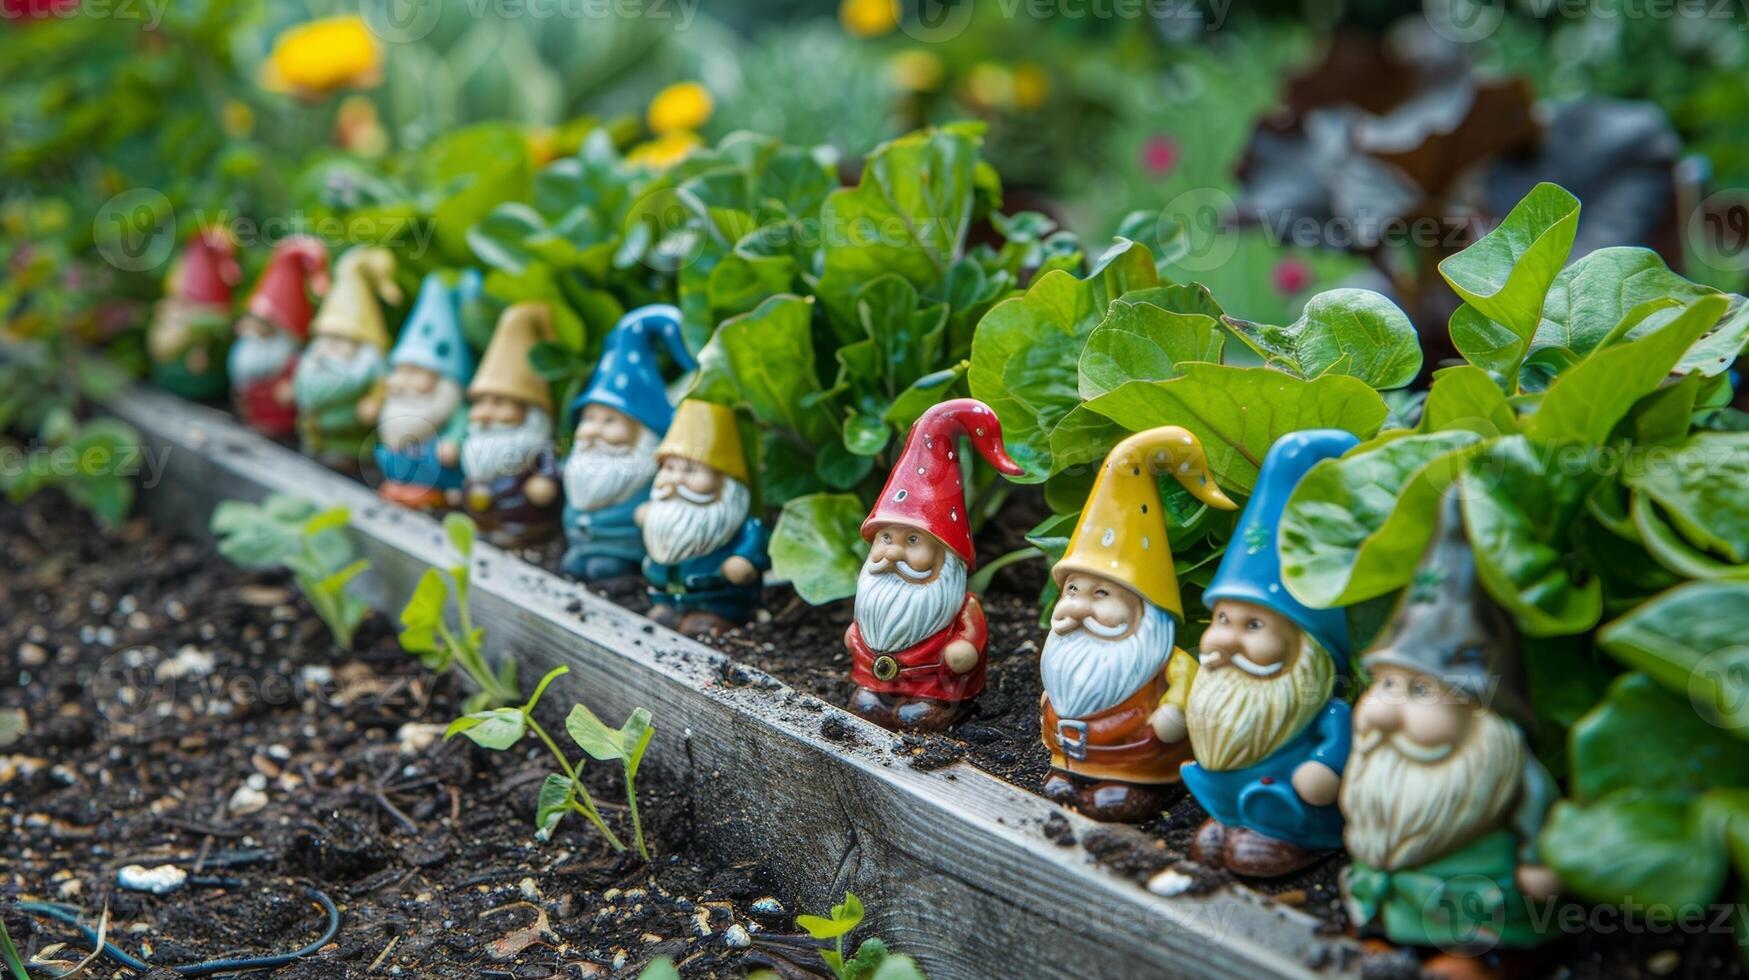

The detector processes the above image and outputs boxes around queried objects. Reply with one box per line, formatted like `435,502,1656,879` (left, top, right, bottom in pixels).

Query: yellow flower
626,131,703,170
334,95,389,157
840,0,899,37
263,15,382,100
222,99,254,139
1012,63,1049,110
647,82,713,136
962,63,1014,110
887,49,944,92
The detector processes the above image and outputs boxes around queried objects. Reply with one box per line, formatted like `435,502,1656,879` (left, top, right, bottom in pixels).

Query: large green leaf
967,243,1160,481
815,127,983,337
1534,246,1719,358
1223,288,1421,389
769,493,867,605
1417,365,1519,437
1081,363,1388,494
702,295,837,448
1439,183,1581,374
1280,430,1484,608
1077,300,1223,400
1623,431,1749,566
1541,788,1728,909
1459,435,1602,637
1678,294,1749,378
1600,581,1749,737
1568,673,1749,802
1524,293,1728,447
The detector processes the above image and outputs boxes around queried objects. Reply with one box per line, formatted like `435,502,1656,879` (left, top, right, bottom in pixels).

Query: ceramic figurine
1039,427,1237,822
845,399,1025,732
560,305,696,581
637,399,769,635
373,271,480,510
149,228,240,401
459,303,562,547
229,236,328,438
1178,429,1358,876
292,246,400,472
1340,490,1560,967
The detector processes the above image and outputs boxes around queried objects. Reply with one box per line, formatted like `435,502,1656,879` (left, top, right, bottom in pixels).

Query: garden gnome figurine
374,270,479,510
293,246,400,472
561,305,696,581
846,398,1025,732
1340,490,1559,965
460,302,562,547
1039,426,1237,822
637,399,769,634
149,227,240,401
1180,429,1358,877
229,236,328,438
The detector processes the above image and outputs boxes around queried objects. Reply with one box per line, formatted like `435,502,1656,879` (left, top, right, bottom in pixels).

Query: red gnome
231,237,330,438
847,398,1025,732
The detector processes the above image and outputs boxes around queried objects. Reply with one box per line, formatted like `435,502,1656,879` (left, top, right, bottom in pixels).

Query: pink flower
1271,257,1312,295
1141,135,1179,178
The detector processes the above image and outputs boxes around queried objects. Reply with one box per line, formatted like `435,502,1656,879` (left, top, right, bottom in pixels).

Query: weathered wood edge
102,383,1357,980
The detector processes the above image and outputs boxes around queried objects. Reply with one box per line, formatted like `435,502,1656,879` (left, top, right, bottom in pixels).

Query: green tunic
1343,829,1549,951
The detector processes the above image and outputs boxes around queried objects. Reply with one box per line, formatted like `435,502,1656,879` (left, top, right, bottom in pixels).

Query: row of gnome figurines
156,231,1559,972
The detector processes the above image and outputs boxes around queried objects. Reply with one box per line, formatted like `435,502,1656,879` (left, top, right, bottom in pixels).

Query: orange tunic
1040,647,1196,785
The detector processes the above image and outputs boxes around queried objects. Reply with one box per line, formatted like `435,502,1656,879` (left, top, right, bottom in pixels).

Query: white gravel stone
156,646,215,681
396,723,447,755
750,897,784,915
723,924,752,949
118,864,188,895
1146,869,1196,897
229,783,269,815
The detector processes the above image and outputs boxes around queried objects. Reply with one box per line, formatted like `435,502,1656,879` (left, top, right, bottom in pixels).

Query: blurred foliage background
5,0,1749,358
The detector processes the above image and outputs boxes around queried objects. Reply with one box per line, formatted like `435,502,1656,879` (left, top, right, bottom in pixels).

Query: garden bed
47,382,1356,978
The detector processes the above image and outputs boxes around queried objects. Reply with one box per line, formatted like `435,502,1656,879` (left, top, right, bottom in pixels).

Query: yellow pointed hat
469,302,555,413
310,246,399,349
657,400,749,484
1053,426,1238,619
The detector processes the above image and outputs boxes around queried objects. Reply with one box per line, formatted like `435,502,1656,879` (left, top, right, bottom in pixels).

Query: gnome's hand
1291,761,1340,807
437,441,460,468
273,378,294,406
526,475,558,507
722,555,759,585
1516,864,1562,901
944,639,978,674
1149,704,1187,744
633,502,650,527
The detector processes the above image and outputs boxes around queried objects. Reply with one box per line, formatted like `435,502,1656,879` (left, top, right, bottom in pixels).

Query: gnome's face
380,364,462,451
853,524,966,654
228,316,298,386
462,395,552,482
642,456,749,566
293,334,383,409
564,404,659,512
1341,665,1526,871
1186,600,1334,772
1040,574,1174,720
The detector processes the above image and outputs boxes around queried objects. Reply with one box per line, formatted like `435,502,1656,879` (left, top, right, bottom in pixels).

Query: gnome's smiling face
380,363,462,451
1186,599,1334,772
854,523,966,654
642,456,748,565
564,404,659,512
462,394,552,482
229,315,298,385
1040,574,1174,720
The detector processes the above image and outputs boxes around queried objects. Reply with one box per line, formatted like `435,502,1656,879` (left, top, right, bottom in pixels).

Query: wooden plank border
102,383,1356,980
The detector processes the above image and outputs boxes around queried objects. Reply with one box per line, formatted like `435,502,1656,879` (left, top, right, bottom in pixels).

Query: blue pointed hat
572,304,696,435
1203,429,1359,667
389,270,479,383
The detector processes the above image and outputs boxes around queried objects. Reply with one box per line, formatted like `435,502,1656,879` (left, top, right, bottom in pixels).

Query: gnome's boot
1041,770,1081,808
648,603,681,628
1220,827,1328,878
1190,819,1227,868
1079,780,1173,823
847,688,968,733
676,610,737,637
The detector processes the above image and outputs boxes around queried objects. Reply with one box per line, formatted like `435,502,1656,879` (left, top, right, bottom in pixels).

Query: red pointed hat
862,398,1025,568
176,228,240,306
246,236,331,340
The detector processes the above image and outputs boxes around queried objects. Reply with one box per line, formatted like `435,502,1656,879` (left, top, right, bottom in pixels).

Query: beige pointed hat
469,302,555,412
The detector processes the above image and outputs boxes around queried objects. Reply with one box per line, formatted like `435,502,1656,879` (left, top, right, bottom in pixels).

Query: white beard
1040,603,1175,720
853,553,967,653
293,340,383,409
1341,710,1525,871
229,330,297,385
462,408,552,482
1187,635,1334,772
380,378,463,451
563,429,660,512
642,477,750,565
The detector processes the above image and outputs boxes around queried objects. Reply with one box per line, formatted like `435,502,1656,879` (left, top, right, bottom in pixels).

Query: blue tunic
374,440,465,492
562,491,648,564
1181,699,1351,850
643,518,771,621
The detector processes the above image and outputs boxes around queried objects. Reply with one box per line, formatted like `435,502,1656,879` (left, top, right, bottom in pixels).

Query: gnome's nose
1356,694,1401,735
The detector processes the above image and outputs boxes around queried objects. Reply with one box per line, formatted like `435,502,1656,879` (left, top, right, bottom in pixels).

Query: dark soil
0,493,808,978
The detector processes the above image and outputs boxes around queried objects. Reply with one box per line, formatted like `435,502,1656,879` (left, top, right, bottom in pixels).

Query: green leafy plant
1277,182,1749,947
397,513,519,711
210,494,373,650
796,892,927,980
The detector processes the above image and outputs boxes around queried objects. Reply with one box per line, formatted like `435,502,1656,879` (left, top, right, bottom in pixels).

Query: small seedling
1,916,26,980
445,663,657,860
211,494,373,650
796,892,927,980
397,513,519,711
